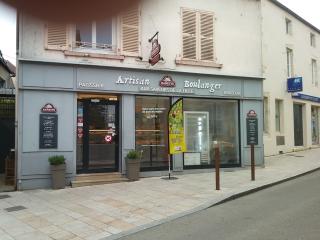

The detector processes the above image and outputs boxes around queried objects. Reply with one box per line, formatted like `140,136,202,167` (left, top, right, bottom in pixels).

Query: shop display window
183,98,240,167
135,96,170,170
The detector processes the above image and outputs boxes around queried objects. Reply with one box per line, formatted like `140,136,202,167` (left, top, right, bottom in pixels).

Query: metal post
214,146,220,190
251,144,255,181
168,154,171,179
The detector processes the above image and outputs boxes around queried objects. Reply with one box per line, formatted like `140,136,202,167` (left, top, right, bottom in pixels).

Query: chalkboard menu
246,118,258,145
39,114,58,149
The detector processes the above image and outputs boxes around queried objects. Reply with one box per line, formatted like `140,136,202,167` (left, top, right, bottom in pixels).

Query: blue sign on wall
287,77,303,92
292,93,320,103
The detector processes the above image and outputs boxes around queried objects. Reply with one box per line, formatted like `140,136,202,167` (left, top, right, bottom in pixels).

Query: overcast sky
277,0,320,29
0,1,319,65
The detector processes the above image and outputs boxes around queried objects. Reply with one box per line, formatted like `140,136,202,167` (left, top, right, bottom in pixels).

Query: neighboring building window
263,97,269,133
285,18,292,35
311,106,319,145
182,8,214,61
76,19,114,51
275,99,283,132
312,59,318,86
286,48,293,78
310,33,316,47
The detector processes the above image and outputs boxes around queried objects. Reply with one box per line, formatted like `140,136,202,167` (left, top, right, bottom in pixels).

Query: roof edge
268,0,320,34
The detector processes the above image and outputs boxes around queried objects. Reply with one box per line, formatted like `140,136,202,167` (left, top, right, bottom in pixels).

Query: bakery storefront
17,62,264,189
74,66,264,175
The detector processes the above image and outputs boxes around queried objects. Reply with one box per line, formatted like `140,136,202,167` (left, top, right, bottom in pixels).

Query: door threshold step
74,172,124,181
72,173,129,187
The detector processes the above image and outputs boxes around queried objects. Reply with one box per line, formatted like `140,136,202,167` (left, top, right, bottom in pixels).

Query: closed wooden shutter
200,13,214,61
121,8,140,56
182,9,197,60
45,23,68,50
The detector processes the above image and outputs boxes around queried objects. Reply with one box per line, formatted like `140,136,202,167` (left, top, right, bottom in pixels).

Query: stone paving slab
0,148,320,240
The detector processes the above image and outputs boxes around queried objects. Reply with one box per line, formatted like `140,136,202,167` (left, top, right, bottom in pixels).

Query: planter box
50,164,66,189
126,158,140,181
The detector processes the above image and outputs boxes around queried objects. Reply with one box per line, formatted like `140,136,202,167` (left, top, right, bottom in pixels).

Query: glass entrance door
77,97,119,173
293,104,303,146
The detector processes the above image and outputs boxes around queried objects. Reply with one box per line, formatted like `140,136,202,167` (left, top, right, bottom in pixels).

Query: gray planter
126,158,140,181
50,164,66,189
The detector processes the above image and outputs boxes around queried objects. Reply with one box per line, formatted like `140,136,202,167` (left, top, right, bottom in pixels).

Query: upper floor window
310,33,316,47
45,7,140,56
286,48,293,78
181,8,215,62
75,19,115,51
312,59,318,86
285,18,292,35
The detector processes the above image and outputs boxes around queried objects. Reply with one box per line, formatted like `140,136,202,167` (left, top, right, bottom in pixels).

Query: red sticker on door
105,135,112,143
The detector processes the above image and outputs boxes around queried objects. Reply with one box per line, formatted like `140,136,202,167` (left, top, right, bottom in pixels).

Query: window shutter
45,23,68,50
121,8,140,56
182,9,197,60
200,13,214,61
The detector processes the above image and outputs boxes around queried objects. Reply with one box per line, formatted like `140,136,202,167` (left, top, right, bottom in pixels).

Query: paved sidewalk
0,149,320,240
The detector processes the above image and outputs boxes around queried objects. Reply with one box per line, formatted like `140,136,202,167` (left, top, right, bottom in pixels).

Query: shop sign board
292,93,320,103
287,77,303,92
246,110,258,145
168,98,186,154
39,114,58,149
76,68,245,98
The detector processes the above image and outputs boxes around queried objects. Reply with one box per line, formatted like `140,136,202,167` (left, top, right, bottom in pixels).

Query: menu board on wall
39,114,58,149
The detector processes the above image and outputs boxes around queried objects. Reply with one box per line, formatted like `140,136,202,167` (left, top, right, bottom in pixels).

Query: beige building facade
262,0,320,156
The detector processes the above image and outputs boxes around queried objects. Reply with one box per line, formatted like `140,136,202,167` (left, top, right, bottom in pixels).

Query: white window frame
73,19,117,53
312,59,318,87
310,33,316,47
285,18,292,35
286,48,293,78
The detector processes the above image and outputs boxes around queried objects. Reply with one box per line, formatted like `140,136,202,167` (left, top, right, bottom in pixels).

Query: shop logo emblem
247,110,257,118
41,103,57,113
159,75,176,88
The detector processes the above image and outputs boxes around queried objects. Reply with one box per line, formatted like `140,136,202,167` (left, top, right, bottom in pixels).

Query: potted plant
48,155,66,189
126,150,141,181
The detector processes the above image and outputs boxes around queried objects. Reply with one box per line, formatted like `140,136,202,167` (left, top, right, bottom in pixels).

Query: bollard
251,144,255,181
214,146,220,190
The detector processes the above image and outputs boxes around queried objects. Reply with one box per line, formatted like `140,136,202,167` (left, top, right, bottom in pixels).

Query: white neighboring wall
262,0,320,156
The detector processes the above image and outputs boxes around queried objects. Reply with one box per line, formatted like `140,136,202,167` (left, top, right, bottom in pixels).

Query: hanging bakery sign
148,32,162,66
41,103,57,113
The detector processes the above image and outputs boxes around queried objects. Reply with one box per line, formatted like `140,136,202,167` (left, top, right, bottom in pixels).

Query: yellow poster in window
168,98,186,154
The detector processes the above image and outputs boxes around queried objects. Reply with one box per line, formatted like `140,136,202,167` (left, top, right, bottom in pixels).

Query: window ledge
64,50,125,60
176,58,223,68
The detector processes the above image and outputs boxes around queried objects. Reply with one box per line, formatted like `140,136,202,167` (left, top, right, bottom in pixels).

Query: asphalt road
119,170,320,240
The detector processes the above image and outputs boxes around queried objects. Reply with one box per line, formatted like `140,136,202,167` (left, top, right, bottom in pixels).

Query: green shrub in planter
126,150,140,160
48,155,66,189
48,155,65,165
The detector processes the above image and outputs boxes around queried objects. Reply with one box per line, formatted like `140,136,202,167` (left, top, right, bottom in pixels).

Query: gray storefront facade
17,60,264,190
